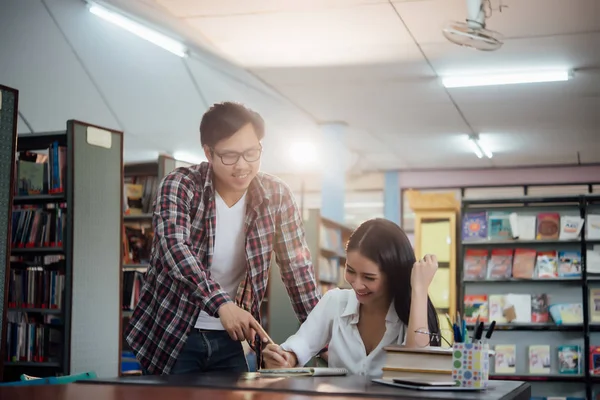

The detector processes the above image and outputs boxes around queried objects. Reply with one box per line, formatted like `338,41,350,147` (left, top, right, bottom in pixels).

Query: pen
472,315,481,342
485,320,496,343
256,323,275,345
474,321,484,343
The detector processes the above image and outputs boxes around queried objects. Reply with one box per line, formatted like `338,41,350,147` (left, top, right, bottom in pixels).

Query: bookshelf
120,155,191,374
1,120,123,382
0,84,19,382
265,208,352,348
459,194,600,399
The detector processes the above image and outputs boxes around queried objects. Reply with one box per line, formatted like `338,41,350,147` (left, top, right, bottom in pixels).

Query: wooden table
0,373,531,400
0,384,394,400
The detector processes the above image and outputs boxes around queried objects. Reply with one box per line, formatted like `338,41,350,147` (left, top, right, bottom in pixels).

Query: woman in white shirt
262,218,441,377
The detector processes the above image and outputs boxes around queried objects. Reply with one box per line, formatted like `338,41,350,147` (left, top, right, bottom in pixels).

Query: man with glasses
125,102,320,376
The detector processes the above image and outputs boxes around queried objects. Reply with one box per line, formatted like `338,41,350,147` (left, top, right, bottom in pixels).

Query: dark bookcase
1,118,123,382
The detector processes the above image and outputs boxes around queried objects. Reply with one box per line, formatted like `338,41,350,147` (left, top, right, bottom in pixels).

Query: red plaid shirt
125,162,320,374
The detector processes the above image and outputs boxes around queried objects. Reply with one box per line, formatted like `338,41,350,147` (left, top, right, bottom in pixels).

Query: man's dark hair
200,102,265,148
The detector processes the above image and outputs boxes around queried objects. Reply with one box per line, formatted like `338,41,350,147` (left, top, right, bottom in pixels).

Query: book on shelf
461,210,585,243
488,211,512,240
535,251,559,278
12,203,66,249
15,143,67,196
486,248,513,279
463,249,488,279
124,175,158,215
468,293,581,326
558,345,581,374
537,213,561,240
463,294,488,323
590,346,600,375
463,247,580,281
511,248,537,278
589,289,600,323
461,211,488,242
123,270,145,312
528,345,551,374
587,214,600,240
494,344,516,374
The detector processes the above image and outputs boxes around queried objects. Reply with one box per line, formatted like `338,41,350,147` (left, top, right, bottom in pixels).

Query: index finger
251,319,274,345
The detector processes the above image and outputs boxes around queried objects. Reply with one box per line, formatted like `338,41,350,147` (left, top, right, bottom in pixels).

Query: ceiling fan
442,0,505,51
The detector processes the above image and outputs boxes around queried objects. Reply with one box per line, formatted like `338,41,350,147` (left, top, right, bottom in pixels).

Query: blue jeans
169,330,249,375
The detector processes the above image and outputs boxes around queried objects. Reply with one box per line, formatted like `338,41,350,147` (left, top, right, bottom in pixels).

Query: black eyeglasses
211,146,262,166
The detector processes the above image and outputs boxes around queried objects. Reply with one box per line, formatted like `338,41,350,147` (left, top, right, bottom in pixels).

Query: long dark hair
346,218,441,346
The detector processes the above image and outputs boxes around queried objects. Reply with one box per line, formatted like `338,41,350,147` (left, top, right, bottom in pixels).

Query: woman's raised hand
411,254,438,291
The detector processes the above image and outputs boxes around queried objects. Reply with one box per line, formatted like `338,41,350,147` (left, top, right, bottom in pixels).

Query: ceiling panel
254,78,468,137
46,0,206,152
252,59,434,86
17,114,31,135
394,0,600,45
184,57,323,174
185,3,417,67
458,98,599,137
154,0,387,17
0,0,119,133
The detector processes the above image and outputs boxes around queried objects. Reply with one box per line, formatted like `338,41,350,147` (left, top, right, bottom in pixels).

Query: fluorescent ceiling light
468,135,493,159
88,3,187,57
442,70,571,88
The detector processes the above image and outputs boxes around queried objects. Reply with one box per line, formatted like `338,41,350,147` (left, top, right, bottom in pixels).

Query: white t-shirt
280,288,407,377
195,191,247,330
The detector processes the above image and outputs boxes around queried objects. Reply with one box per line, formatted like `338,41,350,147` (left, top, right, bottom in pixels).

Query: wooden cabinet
406,190,459,343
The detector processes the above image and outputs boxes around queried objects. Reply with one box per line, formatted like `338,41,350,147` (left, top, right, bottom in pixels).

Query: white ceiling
1,0,599,173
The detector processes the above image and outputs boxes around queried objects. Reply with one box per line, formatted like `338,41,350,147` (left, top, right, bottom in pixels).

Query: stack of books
381,345,453,382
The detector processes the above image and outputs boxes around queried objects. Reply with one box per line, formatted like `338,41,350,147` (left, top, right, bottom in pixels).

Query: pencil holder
452,342,490,388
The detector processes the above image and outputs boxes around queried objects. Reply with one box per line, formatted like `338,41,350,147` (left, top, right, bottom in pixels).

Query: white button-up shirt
280,288,407,377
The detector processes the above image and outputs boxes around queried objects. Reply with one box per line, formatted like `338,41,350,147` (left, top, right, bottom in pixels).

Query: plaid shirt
124,162,320,375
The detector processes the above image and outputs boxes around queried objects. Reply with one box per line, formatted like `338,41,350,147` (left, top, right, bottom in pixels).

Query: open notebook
258,367,348,377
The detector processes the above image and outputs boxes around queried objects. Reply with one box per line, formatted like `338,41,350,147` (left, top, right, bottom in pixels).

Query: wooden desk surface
76,373,531,400
0,384,405,400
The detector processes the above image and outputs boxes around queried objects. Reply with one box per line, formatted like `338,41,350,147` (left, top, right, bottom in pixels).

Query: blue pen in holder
452,342,490,388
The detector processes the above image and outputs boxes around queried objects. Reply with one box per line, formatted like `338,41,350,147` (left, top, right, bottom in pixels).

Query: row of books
318,256,341,283
4,312,62,363
14,143,66,196
464,248,581,280
123,270,144,311
11,205,66,249
124,175,158,215
464,294,583,325
123,223,153,265
495,344,580,375
462,211,593,242
6,267,65,310
319,224,344,255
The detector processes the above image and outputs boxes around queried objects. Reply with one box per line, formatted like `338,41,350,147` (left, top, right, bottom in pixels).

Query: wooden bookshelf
1,119,123,382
